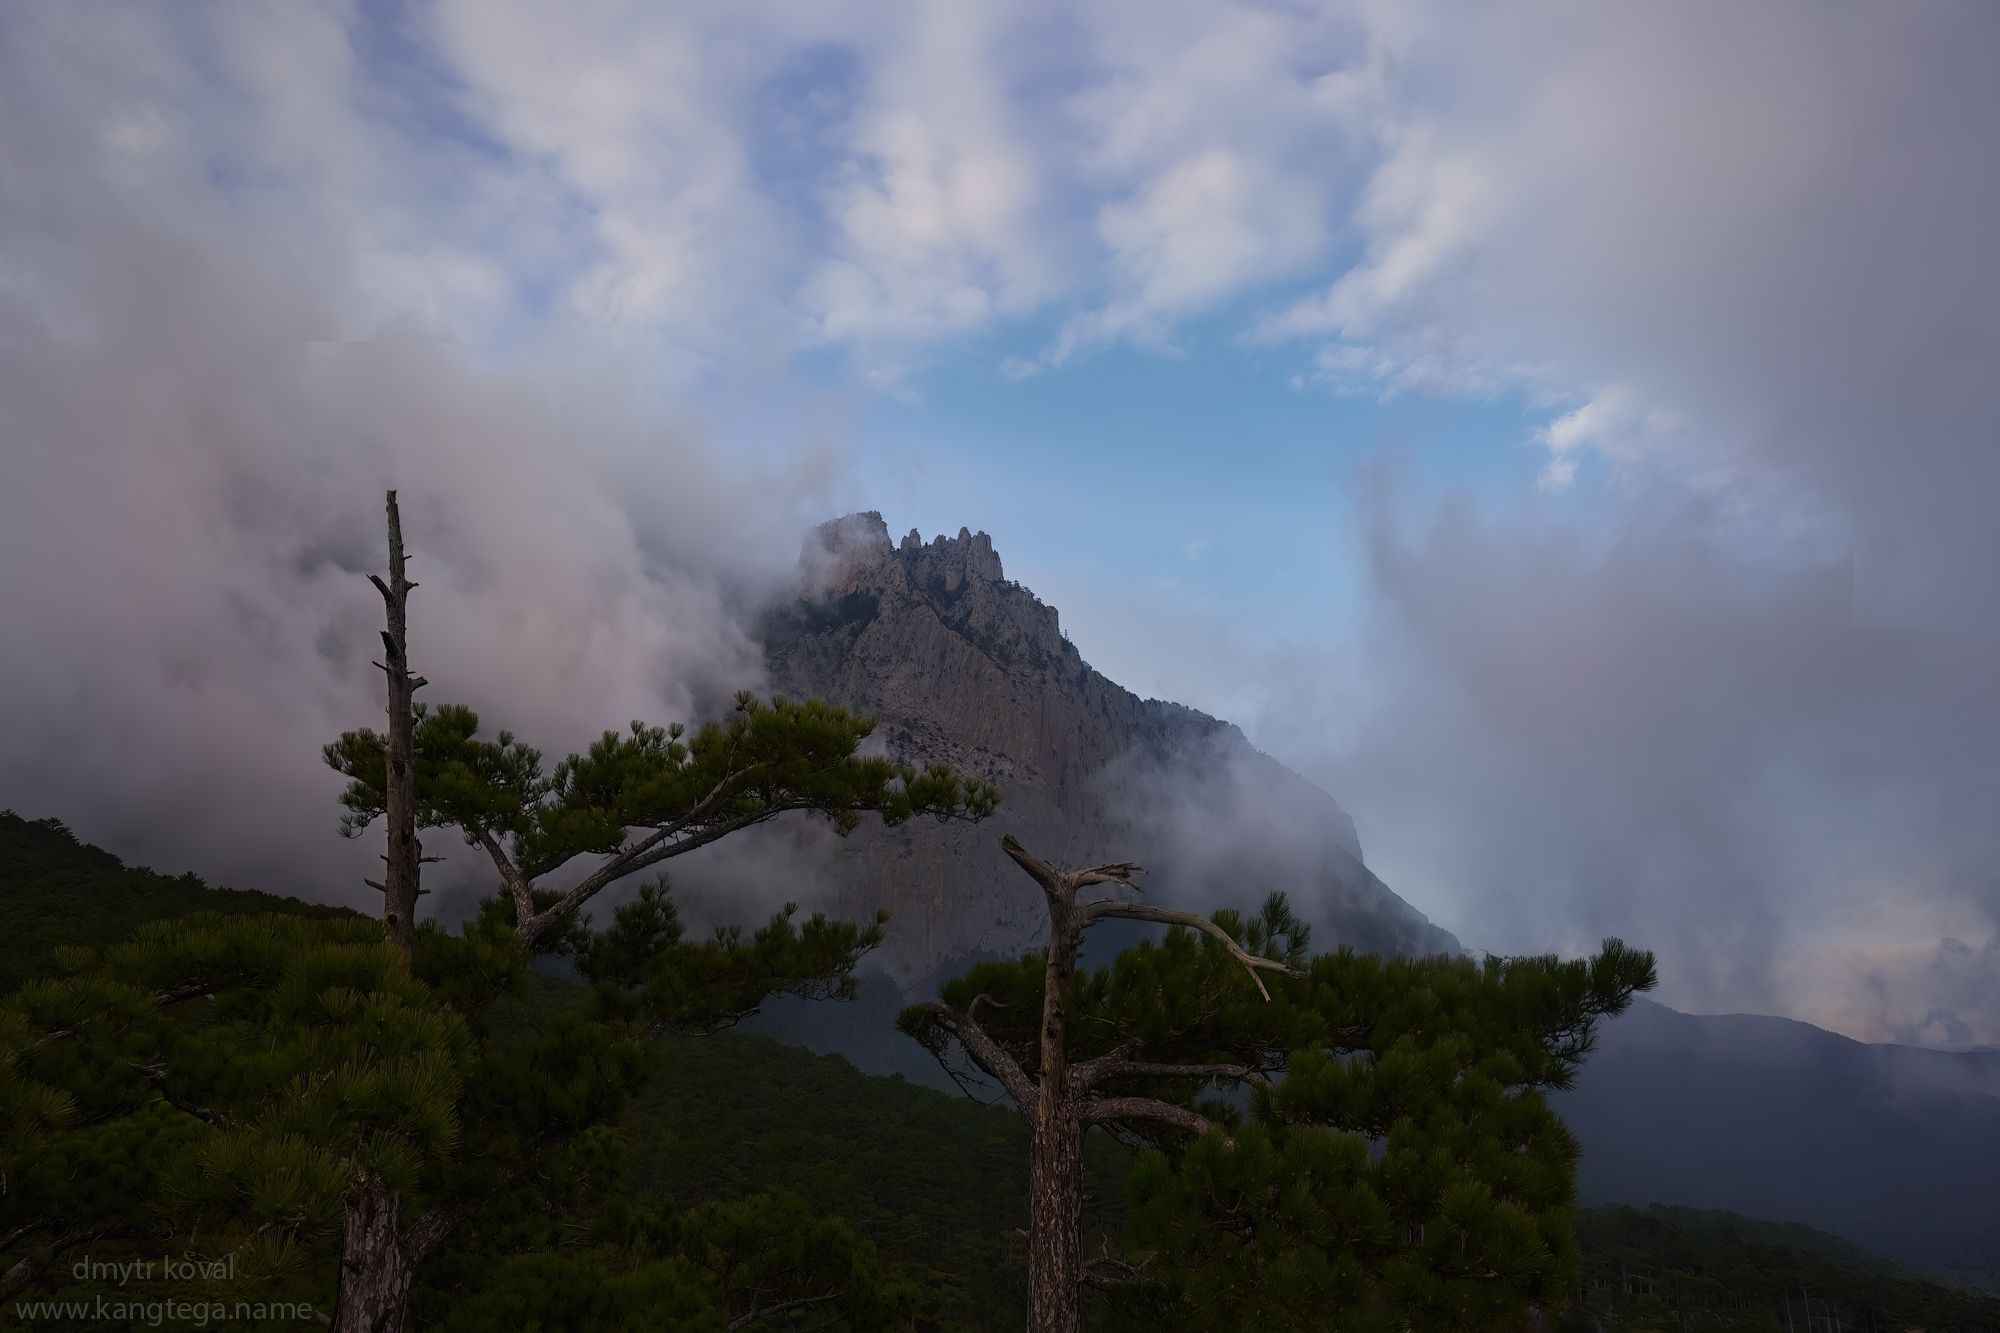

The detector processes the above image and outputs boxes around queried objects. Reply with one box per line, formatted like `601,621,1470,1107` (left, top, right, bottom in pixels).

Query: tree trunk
1027,893,1083,1333
331,1180,414,1333
1027,1103,1085,1333
375,490,422,961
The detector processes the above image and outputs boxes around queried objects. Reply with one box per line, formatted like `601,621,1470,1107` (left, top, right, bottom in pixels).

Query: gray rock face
762,512,1459,993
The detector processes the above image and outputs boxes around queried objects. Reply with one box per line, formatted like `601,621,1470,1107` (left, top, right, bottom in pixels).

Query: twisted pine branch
1083,901,1301,1000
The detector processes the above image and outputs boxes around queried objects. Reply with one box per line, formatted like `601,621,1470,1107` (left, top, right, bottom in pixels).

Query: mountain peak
762,512,1458,989
807,511,1005,589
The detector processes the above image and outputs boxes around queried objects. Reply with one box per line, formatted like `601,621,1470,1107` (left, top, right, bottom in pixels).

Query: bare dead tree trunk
1028,888,1085,1333
367,490,426,962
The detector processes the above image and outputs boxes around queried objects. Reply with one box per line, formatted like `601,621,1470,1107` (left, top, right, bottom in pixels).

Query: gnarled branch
1074,1056,1274,1092
1000,833,1143,901
1084,902,1300,1000
1081,1252,1156,1290
913,999,1037,1113
726,1291,842,1331
473,828,535,929
1081,1094,1220,1140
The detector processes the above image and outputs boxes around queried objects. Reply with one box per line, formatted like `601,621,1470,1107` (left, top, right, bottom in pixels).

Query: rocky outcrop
762,512,1458,991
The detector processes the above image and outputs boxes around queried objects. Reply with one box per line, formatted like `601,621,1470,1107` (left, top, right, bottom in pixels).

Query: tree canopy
324,693,996,946
902,836,1656,1333
1107,941,1658,1331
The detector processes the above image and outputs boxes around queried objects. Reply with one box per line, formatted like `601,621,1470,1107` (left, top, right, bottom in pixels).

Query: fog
0,11,836,910
5,1,1997,1047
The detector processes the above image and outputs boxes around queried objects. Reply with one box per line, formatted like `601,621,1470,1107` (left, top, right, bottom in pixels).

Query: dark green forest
5,809,1997,1332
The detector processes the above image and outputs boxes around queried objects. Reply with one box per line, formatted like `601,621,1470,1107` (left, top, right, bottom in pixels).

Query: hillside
1555,999,2000,1294
8,815,1998,1331
1574,1206,2000,1331
0,808,352,991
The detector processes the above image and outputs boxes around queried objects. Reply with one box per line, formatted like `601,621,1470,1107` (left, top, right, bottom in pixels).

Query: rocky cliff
760,512,1459,992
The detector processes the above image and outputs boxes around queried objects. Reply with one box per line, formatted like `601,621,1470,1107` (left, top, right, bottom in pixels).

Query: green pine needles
323,692,997,948
2,912,471,1318
1110,944,1659,1332
900,838,1657,1333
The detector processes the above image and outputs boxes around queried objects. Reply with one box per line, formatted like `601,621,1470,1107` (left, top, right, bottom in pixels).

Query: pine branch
519,794,806,945
27,981,214,1054
1082,1094,1222,1139
1081,1252,1156,1290
726,1290,842,1331
402,1193,490,1263
1074,1056,1274,1092
473,828,535,928
130,1062,241,1128
1084,902,1300,1000
912,998,1037,1113
999,833,1142,900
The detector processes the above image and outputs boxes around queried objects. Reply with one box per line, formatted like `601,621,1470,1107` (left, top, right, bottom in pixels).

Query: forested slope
7,813,1996,1331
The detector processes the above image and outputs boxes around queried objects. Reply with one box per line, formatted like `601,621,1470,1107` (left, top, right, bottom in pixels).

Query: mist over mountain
735,514,2000,1296
755,511,1457,995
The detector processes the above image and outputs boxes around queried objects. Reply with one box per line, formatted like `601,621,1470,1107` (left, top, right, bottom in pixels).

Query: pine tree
4,496,996,1330
330,492,995,959
0,888,932,1329
1,912,470,1319
312,494,996,1328
901,837,1655,1333
1110,940,1658,1331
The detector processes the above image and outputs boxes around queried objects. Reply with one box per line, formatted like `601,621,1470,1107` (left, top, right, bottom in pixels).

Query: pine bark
331,1180,414,1333
1027,887,1084,1333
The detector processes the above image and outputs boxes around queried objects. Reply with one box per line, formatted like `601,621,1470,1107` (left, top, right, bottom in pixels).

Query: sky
2,1,1997,1046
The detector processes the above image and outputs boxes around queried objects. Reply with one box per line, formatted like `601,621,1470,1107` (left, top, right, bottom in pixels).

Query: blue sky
3,0,1998,1046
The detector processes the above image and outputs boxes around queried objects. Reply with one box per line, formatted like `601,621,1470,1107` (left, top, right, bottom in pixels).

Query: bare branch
1082,1095,1220,1139
1070,862,1144,892
1085,902,1299,1001
1001,833,1145,902
915,999,1037,1113
1074,1056,1273,1092
1081,1253,1156,1290
726,1291,842,1331
999,833,1068,899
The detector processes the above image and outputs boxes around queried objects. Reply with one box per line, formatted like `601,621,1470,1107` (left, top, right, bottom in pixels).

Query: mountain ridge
755,511,1456,993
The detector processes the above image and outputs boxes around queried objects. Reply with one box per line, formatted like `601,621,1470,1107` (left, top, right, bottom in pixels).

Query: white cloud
1532,388,1681,491
797,5,1057,351
8,0,2000,1044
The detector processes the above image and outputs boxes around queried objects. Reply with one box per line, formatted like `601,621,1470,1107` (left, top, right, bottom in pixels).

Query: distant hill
1575,1204,2000,1331
0,808,352,991
1555,997,2000,1294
